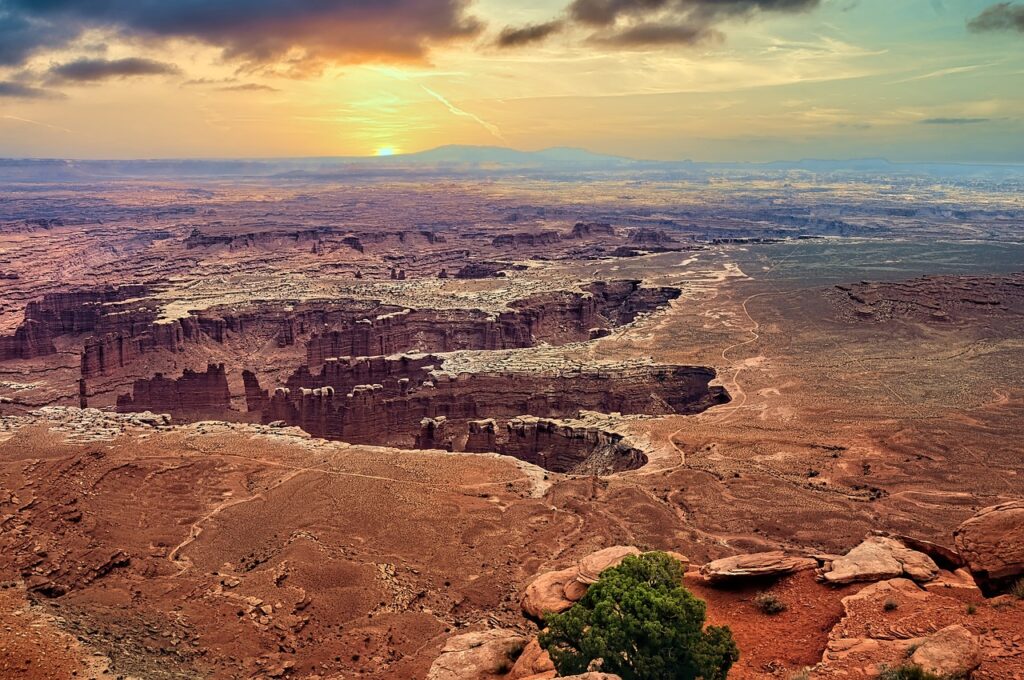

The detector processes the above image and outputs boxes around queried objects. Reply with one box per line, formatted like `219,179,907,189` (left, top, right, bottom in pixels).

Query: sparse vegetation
878,663,944,680
883,598,899,611
540,552,739,680
966,603,977,615
1009,577,1024,600
754,591,787,615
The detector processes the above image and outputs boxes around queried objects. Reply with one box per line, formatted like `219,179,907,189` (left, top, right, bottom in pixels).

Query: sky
0,0,1022,162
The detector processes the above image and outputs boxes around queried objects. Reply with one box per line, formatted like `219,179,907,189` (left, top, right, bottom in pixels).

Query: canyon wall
116,363,232,417
0,285,149,361
243,354,726,471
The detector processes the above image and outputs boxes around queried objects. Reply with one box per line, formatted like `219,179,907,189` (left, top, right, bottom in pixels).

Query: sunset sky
0,0,1022,161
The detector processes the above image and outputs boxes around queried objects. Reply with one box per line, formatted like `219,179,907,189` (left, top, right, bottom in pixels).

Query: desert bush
753,591,787,615
539,552,739,680
878,663,944,680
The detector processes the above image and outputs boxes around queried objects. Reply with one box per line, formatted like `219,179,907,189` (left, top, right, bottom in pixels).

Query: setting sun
374,146,398,157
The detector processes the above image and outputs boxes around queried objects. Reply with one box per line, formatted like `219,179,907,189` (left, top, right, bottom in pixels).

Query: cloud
0,114,73,133
568,0,820,26
0,80,65,99
919,117,991,125
497,0,819,49
218,83,279,92
0,1,483,72
889,63,990,84
0,10,77,66
588,21,723,46
47,57,181,83
496,21,565,47
420,85,505,141
968,3,1024,33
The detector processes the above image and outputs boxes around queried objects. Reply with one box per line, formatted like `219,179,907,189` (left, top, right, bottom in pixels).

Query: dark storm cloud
47,57,181,82
497,0,818,49
920,117,991,125
496,20,565,47
0,8,77,66
0,80,65,98
0,0,483,70
967,2,1024,33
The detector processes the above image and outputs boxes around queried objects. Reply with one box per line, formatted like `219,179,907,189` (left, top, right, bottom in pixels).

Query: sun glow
374,146,398,156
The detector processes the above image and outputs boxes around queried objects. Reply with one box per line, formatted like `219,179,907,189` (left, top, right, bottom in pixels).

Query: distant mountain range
0,145,1021,181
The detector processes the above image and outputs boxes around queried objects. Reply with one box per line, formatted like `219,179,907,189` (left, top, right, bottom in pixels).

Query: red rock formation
953,500,1024,593
569,222,616,239
82,316,201,378
0,319,55,360
247,356,726,471
116,363,232,417
628,228,676,245
0,285,148,361
303,282,680,367
465,419,497,453
415,416,453,451
501,416,648,473
492,231,561,248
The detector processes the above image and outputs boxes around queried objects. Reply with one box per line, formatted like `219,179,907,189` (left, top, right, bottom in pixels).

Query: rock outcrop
699,551,817,584
304,281,681,366
506,638,555,679
116,364,232,417
251,358,724,472
521,546,642,620
909,624,983,678
818,536,939,585
1,285,149,361
953,500,1024,592
426,629,527,680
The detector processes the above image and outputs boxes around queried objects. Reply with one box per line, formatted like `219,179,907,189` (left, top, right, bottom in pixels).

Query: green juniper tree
539,552,739,680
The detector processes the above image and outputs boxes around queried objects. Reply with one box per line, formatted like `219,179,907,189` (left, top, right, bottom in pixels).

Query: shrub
1010,577,1024,600
878,663,944,680
965,603,977,615
883,599,899,612
754,591,787,615
539,552,739,680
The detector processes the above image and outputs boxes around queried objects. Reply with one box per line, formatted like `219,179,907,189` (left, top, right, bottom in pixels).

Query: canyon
1,175,1023,680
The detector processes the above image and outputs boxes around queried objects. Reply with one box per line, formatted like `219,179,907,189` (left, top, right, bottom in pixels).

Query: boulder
872,531,964,569
699,551,817,583
924,568,982,597
523,547,670,619
576,546,642,584
954,500,1024,590
522,567,579,620
910,624,982,677
507,638,555,680
427,629,528,680
820,536,938,585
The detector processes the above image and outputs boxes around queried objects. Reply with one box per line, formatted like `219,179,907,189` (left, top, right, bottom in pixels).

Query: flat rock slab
820,536,938,585
699,550,817,583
